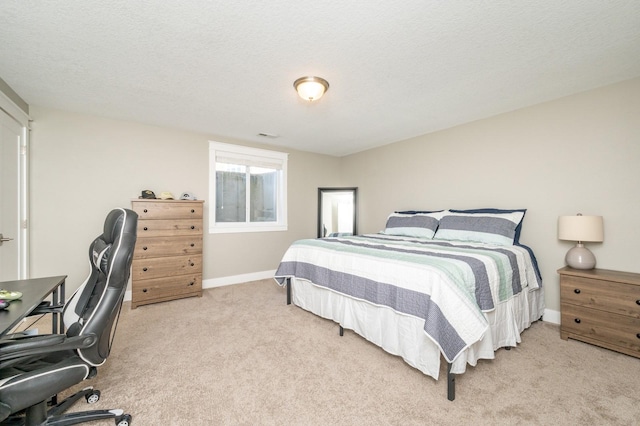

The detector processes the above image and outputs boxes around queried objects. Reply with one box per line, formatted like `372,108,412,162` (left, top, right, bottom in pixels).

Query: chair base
4,387,131,426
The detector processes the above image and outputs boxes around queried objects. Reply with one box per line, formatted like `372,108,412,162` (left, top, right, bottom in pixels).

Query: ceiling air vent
257,132,279,139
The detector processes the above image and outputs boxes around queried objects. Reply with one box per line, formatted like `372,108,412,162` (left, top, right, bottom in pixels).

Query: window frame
209,141,288,234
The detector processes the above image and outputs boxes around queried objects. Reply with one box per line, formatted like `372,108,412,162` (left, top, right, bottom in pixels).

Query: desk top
0,275,67,337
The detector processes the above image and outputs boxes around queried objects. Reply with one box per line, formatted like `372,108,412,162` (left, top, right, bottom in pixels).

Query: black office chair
0,208,138,426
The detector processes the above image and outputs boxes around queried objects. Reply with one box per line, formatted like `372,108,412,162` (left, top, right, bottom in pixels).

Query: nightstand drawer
560,275,640,318
561,304,640,354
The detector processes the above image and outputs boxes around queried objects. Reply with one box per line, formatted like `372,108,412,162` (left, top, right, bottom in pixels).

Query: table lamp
558,213,604,269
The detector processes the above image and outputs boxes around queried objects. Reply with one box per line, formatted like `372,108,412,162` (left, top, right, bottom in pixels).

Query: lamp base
565,243,596,269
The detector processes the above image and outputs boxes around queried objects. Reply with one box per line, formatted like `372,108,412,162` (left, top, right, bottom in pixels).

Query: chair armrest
28,302,64,316
0,333,97,363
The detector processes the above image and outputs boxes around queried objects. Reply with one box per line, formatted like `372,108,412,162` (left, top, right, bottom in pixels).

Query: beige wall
340,77,640,313
29,106,341,293
23,77,640,314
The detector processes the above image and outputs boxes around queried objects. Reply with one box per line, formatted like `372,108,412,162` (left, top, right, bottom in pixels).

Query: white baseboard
202,270,277,289
542,308,560,324
124,273,563,327
124,270,277,302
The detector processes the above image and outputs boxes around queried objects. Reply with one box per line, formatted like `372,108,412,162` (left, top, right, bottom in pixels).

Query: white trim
202,270,277,289
209,141,288,234
0,105,30,279
0,91,31,127
123,269,277,301
542,308,561,324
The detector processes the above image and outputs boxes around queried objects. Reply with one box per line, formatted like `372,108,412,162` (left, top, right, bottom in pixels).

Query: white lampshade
558,214,604,242
558,214,604,270
294,76,329,101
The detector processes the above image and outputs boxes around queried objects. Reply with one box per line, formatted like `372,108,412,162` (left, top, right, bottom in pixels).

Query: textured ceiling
1,1,639,156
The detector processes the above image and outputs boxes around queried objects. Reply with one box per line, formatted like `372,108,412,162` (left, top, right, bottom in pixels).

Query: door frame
1,91,30,279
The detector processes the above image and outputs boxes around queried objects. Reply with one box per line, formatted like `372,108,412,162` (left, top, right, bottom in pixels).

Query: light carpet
45,279,640,425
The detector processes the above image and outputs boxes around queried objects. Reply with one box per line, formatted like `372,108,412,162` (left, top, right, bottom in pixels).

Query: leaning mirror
317,187,358,238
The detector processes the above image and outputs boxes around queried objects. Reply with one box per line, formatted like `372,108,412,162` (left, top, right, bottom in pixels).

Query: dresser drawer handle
637,333,640,339
190,263,195,267
574,289,581,294
190,243,195,247
143,246,148,251
143,227,148,231
143,288,148,293
636,300,640,306
189,281,194,286
143,209,148,213
191,209,195,213
574,318,581,324
143,267,148,272
191,226,195,230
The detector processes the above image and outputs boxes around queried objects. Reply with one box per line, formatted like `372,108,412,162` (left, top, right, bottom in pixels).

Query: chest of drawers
131,199,204,308
558,266,640,358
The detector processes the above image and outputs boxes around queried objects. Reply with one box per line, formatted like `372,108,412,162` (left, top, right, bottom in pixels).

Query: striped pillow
381,212,440,239
434,211,525,246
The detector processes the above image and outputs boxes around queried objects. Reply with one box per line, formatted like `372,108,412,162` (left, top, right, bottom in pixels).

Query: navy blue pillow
395,210,444,215
448,208,527,244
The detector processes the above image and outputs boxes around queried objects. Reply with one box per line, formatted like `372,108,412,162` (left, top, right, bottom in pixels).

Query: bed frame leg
286,277,291,305
339,326,344,336
447,363,455,401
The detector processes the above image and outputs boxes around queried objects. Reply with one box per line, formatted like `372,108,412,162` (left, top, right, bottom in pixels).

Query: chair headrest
102,209,126,244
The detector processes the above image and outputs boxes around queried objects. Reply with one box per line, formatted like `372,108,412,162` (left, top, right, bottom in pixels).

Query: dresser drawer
137,219,203,237
133,236,202,259
560,275,640,318
132,201,203,219
132,255,202,280
561,304,640,354
131,274,202,307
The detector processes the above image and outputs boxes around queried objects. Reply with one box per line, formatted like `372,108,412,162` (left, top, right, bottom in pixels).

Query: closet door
0,105,29,281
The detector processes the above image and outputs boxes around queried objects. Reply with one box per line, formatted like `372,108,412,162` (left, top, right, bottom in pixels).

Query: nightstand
558,266,640,358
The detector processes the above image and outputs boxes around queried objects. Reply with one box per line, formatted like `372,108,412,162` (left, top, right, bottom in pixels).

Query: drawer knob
143,209,148,213
143,267,148,272
636,300,640,306
189,282,194,286
143,288,148,293
143,246,148,251
191,225,195,230
190,263,195,267
143,227,148,231
574,289,581,294
190,243,195,247
637,333,640,339
191,209,195,213
574,318,581,324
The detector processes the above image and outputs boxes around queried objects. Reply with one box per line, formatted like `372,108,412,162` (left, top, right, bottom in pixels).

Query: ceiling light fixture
293,76,329,101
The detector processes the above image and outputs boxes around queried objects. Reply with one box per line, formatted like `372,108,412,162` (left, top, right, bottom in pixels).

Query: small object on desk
0,299,9,310
0,289,22,300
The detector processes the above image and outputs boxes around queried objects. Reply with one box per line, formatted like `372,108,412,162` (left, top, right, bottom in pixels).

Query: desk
0,276,67,337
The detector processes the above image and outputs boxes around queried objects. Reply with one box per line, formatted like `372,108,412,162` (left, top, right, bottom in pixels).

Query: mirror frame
317,187,358,238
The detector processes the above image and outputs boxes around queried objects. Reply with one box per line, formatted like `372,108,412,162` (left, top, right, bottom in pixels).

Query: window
209,142,288,233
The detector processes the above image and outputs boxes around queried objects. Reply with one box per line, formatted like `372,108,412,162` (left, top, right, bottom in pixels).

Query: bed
275,209,544,400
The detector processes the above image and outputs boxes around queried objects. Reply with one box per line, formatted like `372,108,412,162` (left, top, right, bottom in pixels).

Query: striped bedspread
275,234,542,362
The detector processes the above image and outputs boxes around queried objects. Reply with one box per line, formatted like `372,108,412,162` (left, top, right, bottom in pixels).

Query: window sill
209,224,288,234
